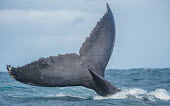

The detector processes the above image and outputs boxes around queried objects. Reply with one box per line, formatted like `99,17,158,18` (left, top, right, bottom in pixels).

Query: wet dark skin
6,4,121,97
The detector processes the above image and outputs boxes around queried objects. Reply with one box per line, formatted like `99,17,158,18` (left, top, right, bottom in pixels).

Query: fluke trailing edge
6,4,121,96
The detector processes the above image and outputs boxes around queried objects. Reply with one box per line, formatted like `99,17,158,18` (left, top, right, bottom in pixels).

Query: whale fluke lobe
6,4,120,96
79,3,115,77
7,54,93,88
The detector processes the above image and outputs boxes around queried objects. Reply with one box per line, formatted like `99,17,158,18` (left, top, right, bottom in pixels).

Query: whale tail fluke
6,4,120,97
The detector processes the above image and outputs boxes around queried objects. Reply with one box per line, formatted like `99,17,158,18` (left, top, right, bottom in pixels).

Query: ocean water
0,68,170,106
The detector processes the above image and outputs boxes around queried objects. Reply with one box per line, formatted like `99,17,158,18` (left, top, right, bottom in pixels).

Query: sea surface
0,68,170,106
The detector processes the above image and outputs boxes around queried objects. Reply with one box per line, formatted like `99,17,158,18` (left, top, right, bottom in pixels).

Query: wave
5,87,170,102
93,88,170,101
42,88,170,101
45,93,87,99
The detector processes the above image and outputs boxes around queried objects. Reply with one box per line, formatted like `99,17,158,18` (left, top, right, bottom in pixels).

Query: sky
0,0,170,71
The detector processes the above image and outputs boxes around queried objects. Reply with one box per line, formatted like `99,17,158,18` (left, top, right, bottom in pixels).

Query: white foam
42,88,170,101
93,88,170,101
46,93,66,97
149,89,170,101
45,93,87,99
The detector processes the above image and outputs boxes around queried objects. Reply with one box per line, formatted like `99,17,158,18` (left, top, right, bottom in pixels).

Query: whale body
6,4,121,96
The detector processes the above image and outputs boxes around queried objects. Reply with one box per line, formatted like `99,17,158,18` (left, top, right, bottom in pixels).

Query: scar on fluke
6,3,121,96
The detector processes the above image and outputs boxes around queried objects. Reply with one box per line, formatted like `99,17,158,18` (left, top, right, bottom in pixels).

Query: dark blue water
0,68,170,106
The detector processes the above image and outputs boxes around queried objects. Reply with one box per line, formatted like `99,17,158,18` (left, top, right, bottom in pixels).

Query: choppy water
0,68,170,106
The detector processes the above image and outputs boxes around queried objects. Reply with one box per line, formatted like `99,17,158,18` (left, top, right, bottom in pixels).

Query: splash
149,89,170,101
93,88,170,101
